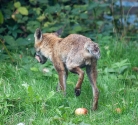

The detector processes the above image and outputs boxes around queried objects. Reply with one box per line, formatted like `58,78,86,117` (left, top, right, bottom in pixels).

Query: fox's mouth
35,55,41,63
35,53,47,64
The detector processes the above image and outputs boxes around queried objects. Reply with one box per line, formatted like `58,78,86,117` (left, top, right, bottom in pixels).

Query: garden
0,0,138,124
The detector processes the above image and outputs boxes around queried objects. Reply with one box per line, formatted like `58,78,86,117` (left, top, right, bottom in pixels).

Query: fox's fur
34,28,100,110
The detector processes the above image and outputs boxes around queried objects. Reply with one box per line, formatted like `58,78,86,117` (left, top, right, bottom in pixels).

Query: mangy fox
34,28,100,110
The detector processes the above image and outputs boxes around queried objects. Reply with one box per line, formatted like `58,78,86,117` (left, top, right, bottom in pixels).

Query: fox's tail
84,41,100,59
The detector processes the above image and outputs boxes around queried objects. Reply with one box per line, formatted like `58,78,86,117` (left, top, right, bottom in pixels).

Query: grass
0,37,138,125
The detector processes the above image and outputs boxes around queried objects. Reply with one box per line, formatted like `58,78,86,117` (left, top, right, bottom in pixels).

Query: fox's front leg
57,70,67,95
54,61,67,95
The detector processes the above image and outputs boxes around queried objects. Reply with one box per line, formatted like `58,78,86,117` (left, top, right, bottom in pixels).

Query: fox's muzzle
34,52,47,64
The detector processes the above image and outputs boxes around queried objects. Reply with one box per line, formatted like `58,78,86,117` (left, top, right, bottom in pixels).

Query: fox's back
55,34,97,68
57,34,91,56
59,34,91,48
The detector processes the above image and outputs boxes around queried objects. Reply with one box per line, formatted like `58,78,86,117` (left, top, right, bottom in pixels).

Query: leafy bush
0,0,137,61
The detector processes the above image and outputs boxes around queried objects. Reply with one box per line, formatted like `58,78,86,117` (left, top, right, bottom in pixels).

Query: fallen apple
75,108,88,115
115,108,122,113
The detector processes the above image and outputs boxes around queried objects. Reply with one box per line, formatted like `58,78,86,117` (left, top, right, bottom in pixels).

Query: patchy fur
34,28,100,110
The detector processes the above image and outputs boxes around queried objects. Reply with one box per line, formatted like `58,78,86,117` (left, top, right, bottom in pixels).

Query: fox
34,28,100,110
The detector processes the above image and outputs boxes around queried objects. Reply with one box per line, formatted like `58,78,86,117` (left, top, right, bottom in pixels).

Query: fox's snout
34,52,47,64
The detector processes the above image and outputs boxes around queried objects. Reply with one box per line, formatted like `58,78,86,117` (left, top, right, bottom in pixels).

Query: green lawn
0,38,138,125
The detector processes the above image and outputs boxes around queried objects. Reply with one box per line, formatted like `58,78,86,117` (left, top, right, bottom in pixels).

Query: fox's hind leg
69,67,84,96
86,59,99,110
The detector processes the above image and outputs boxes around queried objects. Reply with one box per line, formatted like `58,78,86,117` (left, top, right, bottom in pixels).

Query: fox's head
34,28,62,64
34,28,47,64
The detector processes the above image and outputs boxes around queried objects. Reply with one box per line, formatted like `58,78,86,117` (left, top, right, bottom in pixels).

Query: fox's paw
75,88,81,96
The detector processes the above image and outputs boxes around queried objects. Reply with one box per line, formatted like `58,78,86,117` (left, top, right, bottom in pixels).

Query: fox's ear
55,28,63,36
34,28,42,42
55,27,63,36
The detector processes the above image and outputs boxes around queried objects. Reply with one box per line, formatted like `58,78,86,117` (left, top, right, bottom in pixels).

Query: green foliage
0,11,4,24
0,0,137,61
103,59,131,74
